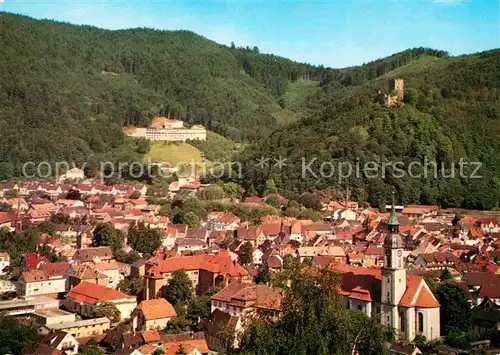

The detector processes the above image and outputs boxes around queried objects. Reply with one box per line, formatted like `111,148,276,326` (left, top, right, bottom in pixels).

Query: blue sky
1,0,499,68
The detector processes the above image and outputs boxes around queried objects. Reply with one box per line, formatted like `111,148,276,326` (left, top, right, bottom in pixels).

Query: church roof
399,275,440,308
332,265,439,309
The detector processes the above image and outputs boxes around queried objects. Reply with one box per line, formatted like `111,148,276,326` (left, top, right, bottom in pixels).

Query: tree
79,338,105,355
196,185,224,201
452,213,462,226
3,189,19,198
0,317,40,355
93,302,121,323
255,261,270,284
130,190,142,199
436,282,471,335
163,270,193,305
239,268,387,354
263,179,278,195
440,268,453,282
92,223,123,251
66,189,82,200
127,222,162,255
238,241,253,266
183,212,201,228
117,278,143,296
265,196,281,209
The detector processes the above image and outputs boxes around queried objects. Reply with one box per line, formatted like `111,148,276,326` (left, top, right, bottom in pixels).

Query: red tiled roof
414,286,440,308
23,253,49,270
145,253,249,279
67,281,135,304
136,299,176,320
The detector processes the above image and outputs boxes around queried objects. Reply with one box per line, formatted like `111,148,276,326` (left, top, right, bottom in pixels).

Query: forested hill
239,50,500,210
0,12,325,177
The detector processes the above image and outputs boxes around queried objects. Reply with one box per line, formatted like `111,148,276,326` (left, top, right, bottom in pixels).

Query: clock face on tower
397,250,402,257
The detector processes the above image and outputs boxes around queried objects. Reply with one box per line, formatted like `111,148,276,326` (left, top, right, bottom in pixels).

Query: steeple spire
388,191,399,233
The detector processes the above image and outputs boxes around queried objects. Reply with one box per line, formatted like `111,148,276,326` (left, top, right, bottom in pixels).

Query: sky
1,0,499,68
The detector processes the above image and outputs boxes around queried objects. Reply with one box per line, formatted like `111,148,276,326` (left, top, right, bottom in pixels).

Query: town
0,176,499,355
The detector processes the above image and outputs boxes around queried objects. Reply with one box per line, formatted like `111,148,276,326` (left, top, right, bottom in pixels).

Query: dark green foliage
255,261,270,284
0,13,324,177
117,278,143,296
238,241,253,266
0,318,41,355
92,223,123,251
436,282,471,335
93,302,121,323
240,50,500,210
196,185,224,201
163,270,194,305
238,268,387,355
127,222,162,255
440,268,452,282
79,338,105,355
66,189,82,200
183,212,201,228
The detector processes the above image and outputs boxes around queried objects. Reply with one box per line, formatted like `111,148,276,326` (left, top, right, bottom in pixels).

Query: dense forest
0,12,324,177
238,50,500,210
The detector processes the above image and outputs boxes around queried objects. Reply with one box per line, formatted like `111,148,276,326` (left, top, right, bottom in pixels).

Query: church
333,201,441,341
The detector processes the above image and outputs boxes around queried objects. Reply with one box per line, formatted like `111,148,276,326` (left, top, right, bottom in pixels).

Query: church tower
381,192,406,332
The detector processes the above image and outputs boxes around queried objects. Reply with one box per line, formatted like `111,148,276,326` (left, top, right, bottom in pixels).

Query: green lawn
144,142,203,166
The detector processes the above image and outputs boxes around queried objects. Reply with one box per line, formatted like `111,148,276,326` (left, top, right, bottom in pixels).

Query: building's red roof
67,281,135,304
136,299,177,320
145,253,249,279
23,253,49,270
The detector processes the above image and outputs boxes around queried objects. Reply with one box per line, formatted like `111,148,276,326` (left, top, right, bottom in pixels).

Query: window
418,312,424,333
357,305,362,311
400,312,405,332
347,300,350,309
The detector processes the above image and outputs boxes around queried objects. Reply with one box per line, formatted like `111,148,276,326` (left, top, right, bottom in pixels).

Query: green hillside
0,12,325,178
238,50,500,210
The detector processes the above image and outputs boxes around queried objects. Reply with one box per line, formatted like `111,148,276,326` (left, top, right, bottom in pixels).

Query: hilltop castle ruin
379,78,404,107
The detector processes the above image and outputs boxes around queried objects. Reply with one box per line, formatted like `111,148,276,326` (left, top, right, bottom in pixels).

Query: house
18,270,66,299
186,228,210,243
175,238,208,254
0,252,10,275
21,253,49,272
332,208,357,221
414,252,461,271
207,212,241,231
210,282,282,316
65,282,137,320
130,259,148,278
40,317,111,339
204,309,241,351
253,248,264,265
73,246,114,264
26,204,54,223
68,264,109,289
235,226,266,247
162,332,209,355
132,298,177,331
206,283,282,350
143,252,251,299
93,261,123,288
0,211,13,230
25,331,79,355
